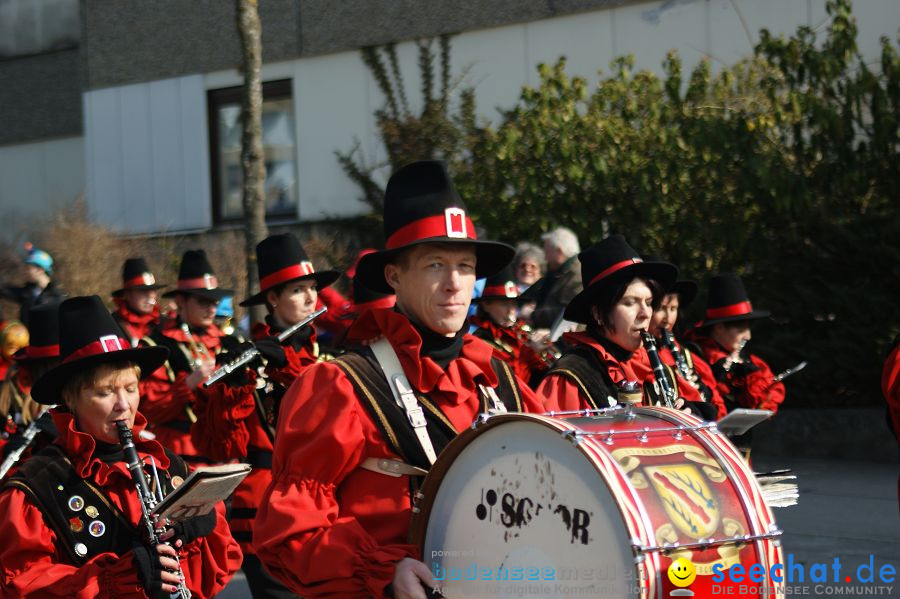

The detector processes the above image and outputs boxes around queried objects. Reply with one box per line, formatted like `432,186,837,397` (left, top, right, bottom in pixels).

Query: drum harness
358,338,508,478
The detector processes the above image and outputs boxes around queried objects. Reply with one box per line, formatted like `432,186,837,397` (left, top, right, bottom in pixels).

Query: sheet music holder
152,463,251,523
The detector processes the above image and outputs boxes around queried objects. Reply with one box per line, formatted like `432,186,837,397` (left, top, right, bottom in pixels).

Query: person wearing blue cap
0,243,65,328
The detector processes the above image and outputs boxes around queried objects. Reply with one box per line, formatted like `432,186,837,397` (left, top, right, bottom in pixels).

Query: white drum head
422,418,640,598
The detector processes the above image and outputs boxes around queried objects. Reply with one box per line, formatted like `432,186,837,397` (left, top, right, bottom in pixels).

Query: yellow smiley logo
667,557,697,587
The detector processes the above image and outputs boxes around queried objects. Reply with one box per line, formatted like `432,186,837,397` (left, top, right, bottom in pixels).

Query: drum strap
370,338,438,465
546,348,618,409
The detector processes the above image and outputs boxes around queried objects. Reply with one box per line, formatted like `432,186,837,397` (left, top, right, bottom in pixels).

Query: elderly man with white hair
527,226,583,329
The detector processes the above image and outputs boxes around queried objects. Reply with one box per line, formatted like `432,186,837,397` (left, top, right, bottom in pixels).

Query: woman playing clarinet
0,296,241,598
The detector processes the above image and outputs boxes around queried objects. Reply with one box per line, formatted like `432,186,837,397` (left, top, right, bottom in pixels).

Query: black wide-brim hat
564,235,678,324
473,265,521,303
112,257,167,297
13,303,62,363
162,249,233,301
32,296,169,405
699,273,770,326
642,255,698,308
240,233,340,307
355,160,514,294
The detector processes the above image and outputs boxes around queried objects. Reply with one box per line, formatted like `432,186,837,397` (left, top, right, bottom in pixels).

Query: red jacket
139,320,231,461
882,342,900,442
0,411,242,598
691,335,786,413
314,286,355,337
252,308,545,598
112,300,161,346
190,320,322,555
468,315,549,383
536,331,713,414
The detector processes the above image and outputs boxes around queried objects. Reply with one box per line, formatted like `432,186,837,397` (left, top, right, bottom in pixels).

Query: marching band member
0,304,62,472
111,258,167,346
139,250,242,465
190,232,338,598
684,274,786,414
253,160,546,599
0,296,241,598
469,265,550,386
644,260,726,420
536,235,705,413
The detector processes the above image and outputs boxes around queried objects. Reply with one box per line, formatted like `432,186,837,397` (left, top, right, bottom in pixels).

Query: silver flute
203,306,327,387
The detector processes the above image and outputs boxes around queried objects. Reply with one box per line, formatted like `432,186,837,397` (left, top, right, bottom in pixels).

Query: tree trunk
237,0,268,325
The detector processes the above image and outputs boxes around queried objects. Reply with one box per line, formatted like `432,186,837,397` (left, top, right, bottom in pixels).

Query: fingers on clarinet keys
254,336,288,368
133,543,183,598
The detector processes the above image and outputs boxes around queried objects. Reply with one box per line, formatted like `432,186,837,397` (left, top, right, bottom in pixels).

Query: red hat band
706,301,753,320
124,273,156,288
588,258,644,287
63,335,131,364
23,344,61,359
260,261,316,291
386,208,476,250
483,281,519,298
178,274,218,291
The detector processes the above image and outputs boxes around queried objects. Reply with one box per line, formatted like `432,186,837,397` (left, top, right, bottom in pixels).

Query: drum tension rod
633,529,783,555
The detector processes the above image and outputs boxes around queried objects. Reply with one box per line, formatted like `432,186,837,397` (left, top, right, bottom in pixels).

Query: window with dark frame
208,79,298,224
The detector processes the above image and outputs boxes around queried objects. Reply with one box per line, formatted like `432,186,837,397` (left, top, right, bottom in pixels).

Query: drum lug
472,413,493,429
563,430,583,446
672,428,684,441
637,427,650,443
411,490,425,514
603,432,614,445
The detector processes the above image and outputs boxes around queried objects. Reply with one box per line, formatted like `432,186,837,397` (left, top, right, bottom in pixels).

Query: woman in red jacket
191,233,338,599
0,296,241,598
536,235,709,413
685,274,786,414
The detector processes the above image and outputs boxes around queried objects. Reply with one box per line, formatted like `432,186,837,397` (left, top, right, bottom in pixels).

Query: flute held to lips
203,306,327,388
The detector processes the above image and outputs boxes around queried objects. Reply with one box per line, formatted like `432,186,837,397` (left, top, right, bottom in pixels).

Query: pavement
218,455,899,598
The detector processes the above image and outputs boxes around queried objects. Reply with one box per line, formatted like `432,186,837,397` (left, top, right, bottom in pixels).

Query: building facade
1,0,897,237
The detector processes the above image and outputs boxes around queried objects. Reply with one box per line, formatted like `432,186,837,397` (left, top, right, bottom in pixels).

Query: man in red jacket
253,160,548,599
111,257,167,346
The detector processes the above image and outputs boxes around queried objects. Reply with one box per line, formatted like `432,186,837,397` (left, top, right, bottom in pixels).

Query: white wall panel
83,74,210,234
0,136,84,237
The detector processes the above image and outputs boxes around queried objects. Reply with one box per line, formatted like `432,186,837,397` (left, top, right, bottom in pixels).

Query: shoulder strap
370,338,438,465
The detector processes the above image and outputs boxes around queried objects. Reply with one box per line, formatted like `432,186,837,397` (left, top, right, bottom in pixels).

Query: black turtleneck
586,324,635,363
95,440,125,464
410,319,465,369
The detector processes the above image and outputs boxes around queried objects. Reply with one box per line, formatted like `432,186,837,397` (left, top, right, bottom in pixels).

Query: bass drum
410,407,784,599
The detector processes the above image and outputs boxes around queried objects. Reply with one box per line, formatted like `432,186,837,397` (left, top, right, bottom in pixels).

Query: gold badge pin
85,505,99,518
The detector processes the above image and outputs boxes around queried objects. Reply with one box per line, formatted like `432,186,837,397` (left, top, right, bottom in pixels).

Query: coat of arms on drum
644,464,720,539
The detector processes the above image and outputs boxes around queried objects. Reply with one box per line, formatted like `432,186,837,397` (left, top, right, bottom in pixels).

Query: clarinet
116,421,191,599
640,331,678,409
0,406,51,480
660,329,697,389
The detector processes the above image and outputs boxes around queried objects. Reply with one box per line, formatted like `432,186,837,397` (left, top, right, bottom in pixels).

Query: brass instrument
116,421,191,599
513,321,560,367
180,323,214,370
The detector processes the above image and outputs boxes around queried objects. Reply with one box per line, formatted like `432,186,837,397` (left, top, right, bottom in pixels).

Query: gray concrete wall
753,408,899,463
0,49,82,145
81,0,631,90
0,0,79,58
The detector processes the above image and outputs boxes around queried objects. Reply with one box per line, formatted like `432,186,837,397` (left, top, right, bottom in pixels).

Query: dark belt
245,448,273,469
